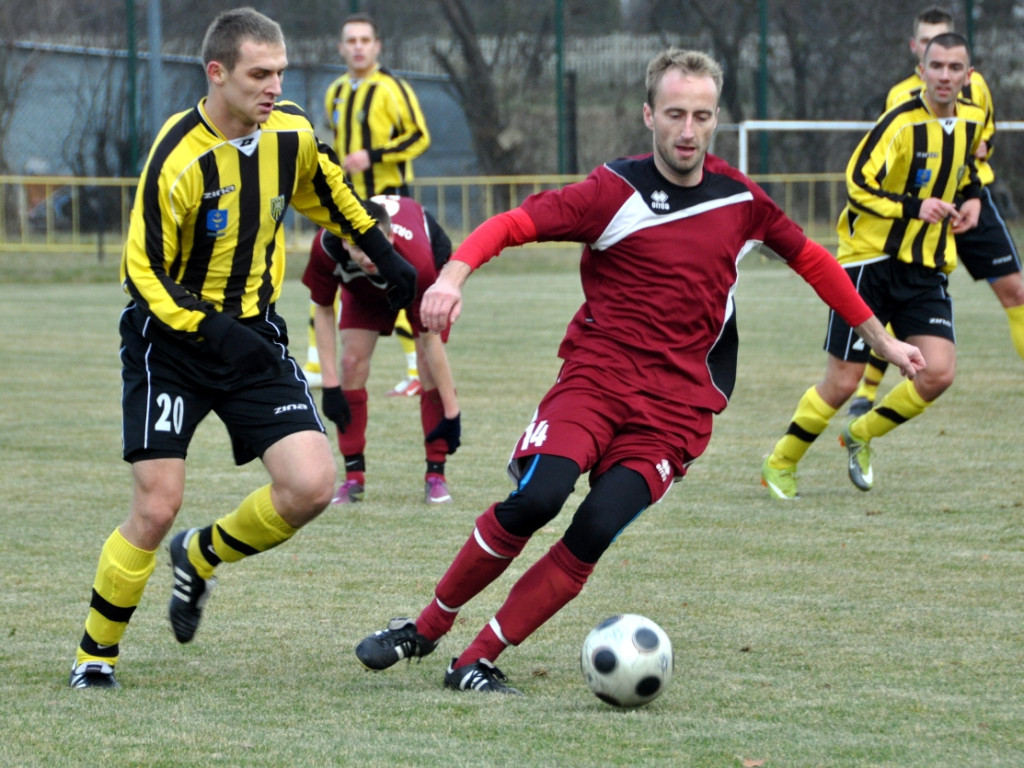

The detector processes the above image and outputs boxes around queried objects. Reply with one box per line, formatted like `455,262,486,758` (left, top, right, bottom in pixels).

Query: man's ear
207,60,226,86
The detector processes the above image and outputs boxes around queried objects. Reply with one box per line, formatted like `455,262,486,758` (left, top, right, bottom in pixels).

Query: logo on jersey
913,168,932,187
270,195,286,223
650,189,670,211
202,184,236,200
655,459,672,482
392,222,414,241
206,209,228,237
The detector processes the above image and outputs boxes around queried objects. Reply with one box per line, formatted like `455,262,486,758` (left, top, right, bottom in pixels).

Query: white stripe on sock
473,526,510,559
488,617,512,646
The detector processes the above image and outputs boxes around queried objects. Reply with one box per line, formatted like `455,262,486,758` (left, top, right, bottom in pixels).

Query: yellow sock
395,310,418,378
188,485,297,579
305,301,320,373
1005,304,1024,361
854,379,931,441
768,386,837,469
77,528,157,666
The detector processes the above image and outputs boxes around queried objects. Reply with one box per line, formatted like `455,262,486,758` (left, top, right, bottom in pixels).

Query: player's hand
321,386,351,432
421,262,471,333
426,412,461,454
951,198,981,234
370,246,418,310
200,312,280,377
918,198,958,225
343,149,371,174
879,338,925,380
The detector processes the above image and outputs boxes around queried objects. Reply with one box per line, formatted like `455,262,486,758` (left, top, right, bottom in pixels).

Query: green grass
1,251,1022,767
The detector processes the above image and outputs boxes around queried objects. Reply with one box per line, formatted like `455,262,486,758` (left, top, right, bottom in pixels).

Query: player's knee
274,457,336,525
495,456,579,536
562,501,631,564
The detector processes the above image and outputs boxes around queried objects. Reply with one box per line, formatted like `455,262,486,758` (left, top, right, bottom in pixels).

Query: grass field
1,249,1022,767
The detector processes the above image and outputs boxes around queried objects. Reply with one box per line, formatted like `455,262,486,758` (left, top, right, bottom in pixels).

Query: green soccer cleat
761,456,799,500
839,421,874,491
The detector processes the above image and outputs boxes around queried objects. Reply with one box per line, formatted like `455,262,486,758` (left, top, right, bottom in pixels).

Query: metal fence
4,120,1022,258
0,170,851,261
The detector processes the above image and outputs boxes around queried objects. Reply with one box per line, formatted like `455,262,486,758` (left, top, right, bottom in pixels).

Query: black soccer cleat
69,660,120,689
354,617,438,670
168,528,217,643
443,658,523,695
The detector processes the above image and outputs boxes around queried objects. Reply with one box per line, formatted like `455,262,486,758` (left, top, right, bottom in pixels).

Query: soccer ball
580,613,673,708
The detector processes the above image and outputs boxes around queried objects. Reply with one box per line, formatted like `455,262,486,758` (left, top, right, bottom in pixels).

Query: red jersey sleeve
787,239,873,327
453,208,538,270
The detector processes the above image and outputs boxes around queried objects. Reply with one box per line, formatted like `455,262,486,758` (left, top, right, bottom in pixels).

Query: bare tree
429,0,524,176
0,44,39,174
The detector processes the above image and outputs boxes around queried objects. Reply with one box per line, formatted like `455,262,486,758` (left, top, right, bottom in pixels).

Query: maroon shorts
508,360,713,503
339,281,449,342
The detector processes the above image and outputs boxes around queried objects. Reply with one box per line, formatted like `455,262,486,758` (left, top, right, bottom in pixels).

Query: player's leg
450,463,650,680
848,348,890,416
387,309,421,396
167,358,334,643
849,333,955,441
415,335,453,503
763,353,863,499
988,272,1024,361
333,328,379,503
840,275,956,492
168,430,334,643
71,312,204,688
303,300,322,387
71,458,185,688
958,186,1024,359
354,455,579,672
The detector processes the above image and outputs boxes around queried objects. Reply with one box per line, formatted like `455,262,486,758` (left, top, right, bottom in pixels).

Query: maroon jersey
302,195,441,332
518,153,809,413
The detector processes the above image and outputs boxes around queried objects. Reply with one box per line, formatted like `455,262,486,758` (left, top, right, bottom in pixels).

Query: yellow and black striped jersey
121,98,377,337
887,68,996,185
837,93,985,272
324,65,431,198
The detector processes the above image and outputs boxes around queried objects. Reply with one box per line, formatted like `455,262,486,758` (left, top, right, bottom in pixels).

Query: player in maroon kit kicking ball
354,48,925,694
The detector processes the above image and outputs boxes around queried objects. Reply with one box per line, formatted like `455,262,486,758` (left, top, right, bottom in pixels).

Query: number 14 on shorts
520,419,550,450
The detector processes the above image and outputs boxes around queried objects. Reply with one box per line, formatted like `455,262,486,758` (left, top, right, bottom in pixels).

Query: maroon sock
454,539,594,668
415,504,529,641
338,388,368,456
420,387,447,463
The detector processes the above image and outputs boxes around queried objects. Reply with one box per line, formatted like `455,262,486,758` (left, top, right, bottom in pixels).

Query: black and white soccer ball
580,613,673,708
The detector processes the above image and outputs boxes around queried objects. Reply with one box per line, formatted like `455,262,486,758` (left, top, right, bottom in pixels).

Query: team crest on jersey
650,189,670,211
207,209,228,237
270,195,286,223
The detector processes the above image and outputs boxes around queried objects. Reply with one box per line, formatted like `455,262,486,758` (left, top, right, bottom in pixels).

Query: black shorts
120,304,325,465
824,258,955,362
956,187,1021,281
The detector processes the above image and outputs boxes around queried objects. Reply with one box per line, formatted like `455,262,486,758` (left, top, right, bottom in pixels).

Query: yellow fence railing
0,172,848,258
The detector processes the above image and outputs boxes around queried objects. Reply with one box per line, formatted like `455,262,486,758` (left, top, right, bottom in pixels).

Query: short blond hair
646,48,723,107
